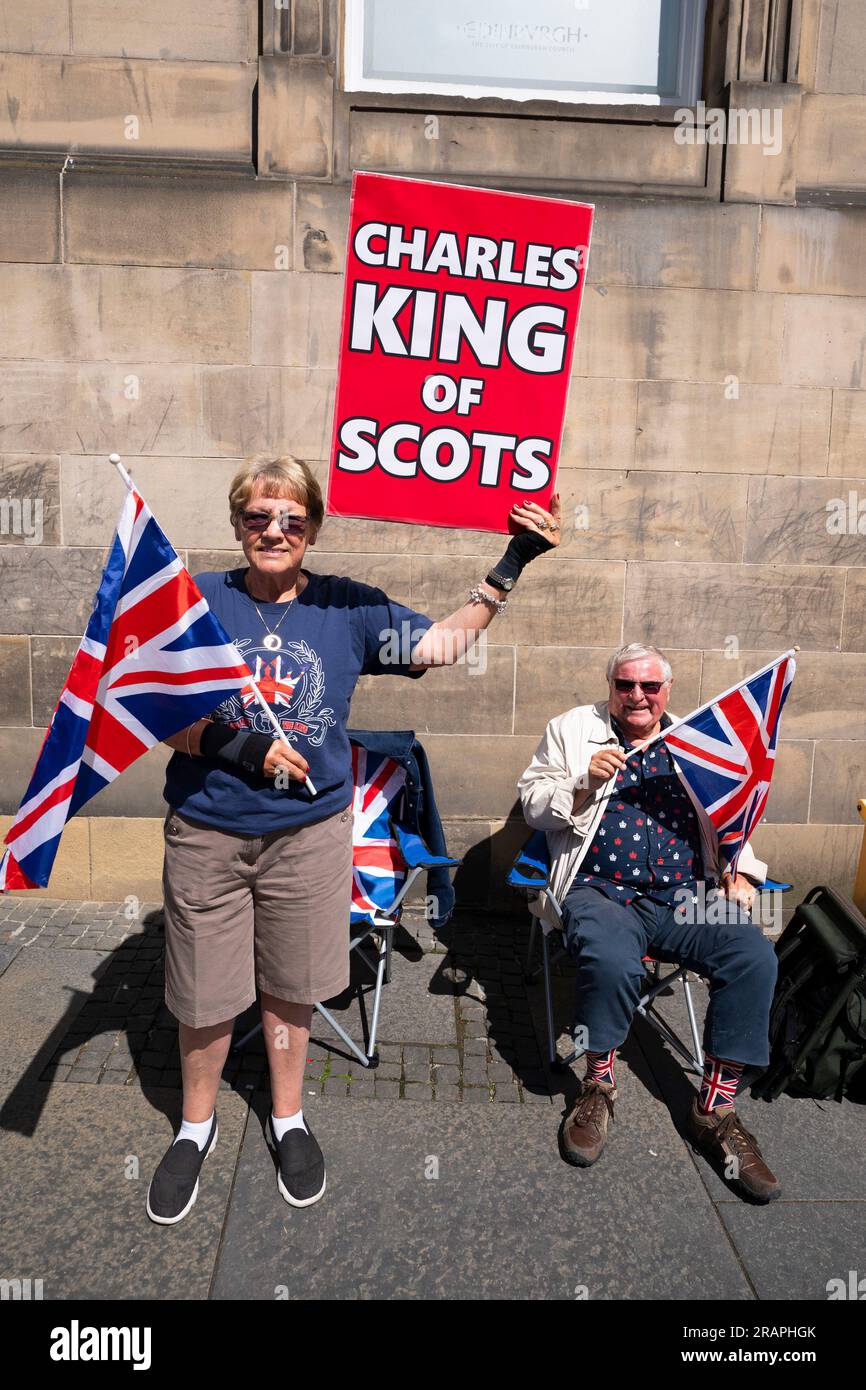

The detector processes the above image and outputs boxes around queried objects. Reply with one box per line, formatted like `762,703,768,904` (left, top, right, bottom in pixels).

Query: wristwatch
485,568,515,592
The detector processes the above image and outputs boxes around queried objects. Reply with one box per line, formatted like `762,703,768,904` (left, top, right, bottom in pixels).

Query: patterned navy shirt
569,717,704,906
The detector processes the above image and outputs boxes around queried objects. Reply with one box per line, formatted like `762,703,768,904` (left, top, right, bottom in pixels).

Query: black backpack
754,886,866,1103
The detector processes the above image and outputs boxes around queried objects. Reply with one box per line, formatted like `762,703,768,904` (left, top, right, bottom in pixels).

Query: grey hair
606,643,672,684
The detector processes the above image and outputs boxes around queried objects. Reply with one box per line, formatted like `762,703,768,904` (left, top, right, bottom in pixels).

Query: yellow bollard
855,800,866,914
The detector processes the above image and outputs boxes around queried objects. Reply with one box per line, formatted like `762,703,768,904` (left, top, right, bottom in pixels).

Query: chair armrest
390,819,460,870
507,866,550,891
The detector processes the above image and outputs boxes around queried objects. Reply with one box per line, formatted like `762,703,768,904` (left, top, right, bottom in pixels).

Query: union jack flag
1,487,252,891
661,652,796,876
240,654,302,713
349,742,408,924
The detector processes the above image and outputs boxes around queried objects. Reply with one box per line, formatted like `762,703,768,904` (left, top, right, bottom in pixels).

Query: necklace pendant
262,634,282,651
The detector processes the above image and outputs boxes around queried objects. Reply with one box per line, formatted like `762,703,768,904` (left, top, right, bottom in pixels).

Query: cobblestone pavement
0,895,556,1104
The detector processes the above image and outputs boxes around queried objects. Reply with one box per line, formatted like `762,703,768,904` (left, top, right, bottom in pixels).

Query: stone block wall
1,0,865,910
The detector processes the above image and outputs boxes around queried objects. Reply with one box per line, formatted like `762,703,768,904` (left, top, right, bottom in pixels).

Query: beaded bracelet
468,584,509,615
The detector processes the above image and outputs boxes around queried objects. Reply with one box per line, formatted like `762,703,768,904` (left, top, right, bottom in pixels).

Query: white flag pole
108,453,318,796
620,647,799,762
109,452,134,491
245,683,318,797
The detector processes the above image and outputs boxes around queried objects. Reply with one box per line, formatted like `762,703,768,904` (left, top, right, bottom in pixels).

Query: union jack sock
699,1055,744,1113
584,1048,616,1087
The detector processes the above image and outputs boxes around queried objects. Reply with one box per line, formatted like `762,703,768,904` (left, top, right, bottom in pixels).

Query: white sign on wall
344,0,705,107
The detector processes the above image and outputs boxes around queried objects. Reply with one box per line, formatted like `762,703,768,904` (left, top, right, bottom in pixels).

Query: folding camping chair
235,735,460,1069
508,829,790,1075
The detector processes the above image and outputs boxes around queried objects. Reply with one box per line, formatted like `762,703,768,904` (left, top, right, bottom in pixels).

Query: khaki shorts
162,802,354,1027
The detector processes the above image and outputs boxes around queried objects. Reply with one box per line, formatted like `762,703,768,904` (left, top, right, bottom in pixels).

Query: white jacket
516,701,768,931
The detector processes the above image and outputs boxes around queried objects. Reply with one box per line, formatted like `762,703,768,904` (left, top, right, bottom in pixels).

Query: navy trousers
560,885,778,1067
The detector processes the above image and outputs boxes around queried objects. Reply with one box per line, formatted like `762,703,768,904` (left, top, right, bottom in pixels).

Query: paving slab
0,942,22,977
714,1201,866,1302
0,946,111,1117
0,944,109,1057
210,1089,752,1301
0,1080,249,1300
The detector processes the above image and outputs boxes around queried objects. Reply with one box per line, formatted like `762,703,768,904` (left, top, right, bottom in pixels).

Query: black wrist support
199,722,274,776
492,530,555,584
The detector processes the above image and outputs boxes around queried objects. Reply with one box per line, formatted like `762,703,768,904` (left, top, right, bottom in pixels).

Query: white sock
175,1113,214,1151
271,1109,307,1141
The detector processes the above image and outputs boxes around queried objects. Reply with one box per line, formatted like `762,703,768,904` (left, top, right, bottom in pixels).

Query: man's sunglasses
238,509,311,536
613,678,666,694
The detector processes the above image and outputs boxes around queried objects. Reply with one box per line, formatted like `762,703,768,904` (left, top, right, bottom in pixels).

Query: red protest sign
326,172,593,535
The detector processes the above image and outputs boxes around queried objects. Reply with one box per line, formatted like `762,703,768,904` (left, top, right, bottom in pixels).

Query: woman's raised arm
409,493,561,667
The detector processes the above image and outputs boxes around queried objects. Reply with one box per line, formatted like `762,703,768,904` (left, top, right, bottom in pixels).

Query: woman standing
146,452,560,1223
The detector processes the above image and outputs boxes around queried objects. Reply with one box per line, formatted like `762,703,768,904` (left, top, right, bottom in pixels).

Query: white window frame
343,1,706,108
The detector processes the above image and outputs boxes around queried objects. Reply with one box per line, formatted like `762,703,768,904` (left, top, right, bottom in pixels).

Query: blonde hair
228,453,324,529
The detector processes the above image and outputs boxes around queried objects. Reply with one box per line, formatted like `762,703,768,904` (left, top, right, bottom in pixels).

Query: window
343,0,706,107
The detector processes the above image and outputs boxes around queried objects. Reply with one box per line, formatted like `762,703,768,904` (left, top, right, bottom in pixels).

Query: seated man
517,642,781,1202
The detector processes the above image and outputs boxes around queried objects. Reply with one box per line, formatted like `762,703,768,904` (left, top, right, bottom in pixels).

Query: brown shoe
559,1079,617,1167
685,1097,781,1203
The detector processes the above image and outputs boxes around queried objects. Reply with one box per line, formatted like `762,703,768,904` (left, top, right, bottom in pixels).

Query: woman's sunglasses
238,509,311,536
613,678,666,694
